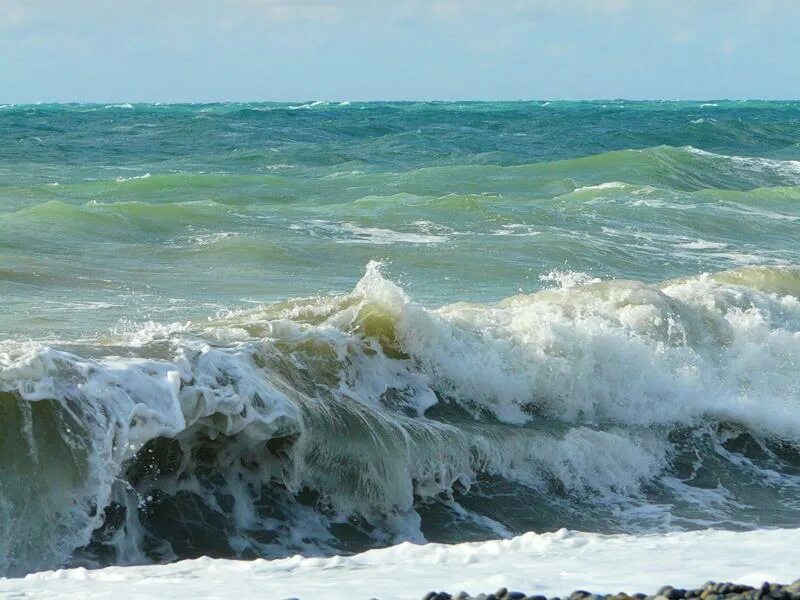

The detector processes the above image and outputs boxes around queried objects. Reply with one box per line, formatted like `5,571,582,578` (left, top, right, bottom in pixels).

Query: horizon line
4,98,800,106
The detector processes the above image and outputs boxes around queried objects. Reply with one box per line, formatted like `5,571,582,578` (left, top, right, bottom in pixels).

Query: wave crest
2,263,800,576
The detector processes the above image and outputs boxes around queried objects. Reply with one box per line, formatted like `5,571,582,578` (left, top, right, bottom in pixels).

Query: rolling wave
2,263,799,577
3,145,800,207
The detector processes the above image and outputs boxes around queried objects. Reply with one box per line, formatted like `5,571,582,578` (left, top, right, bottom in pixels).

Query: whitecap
676,239,729,250
288,100,328,110
115,173,151,183
166,231,238,249
337,222,448,245
490,223,541,237
571,181,628,193
539,269,601,289
685,146,800,180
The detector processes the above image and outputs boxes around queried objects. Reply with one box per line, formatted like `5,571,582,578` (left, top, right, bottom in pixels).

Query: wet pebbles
421,580,800,600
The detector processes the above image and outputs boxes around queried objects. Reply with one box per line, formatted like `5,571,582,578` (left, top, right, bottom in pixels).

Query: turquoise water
1,101,800,576
2,100,799,338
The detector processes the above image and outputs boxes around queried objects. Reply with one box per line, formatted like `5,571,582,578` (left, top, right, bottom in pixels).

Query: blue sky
1,0,799,102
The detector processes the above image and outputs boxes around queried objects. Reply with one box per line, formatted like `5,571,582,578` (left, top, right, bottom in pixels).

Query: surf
2,262,799,577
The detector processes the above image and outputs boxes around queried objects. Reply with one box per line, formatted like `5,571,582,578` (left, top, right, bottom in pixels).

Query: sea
1,101,799,594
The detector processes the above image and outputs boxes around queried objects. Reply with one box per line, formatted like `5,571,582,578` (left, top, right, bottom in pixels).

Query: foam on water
675,240,729,250
288,101,329,110
1,263,799,576
115,173,152,183
685,146,800,181
3,528,799,600
290,220,449,245
337,223,448,245
571,181,629,193
3,101,800,581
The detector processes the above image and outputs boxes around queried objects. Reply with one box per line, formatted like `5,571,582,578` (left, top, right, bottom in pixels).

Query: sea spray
1,263,799,576
3,100,800,578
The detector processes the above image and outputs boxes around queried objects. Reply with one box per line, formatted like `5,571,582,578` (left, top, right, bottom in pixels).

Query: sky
1,0,799,102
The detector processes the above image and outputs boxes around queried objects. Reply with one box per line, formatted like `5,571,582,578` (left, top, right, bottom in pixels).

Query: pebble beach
421,581,800,600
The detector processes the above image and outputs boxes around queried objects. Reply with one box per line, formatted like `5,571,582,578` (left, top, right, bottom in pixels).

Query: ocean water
1,100,800,579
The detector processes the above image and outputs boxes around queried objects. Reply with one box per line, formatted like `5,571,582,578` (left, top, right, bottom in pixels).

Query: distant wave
288,100,329,110
6,145,800,203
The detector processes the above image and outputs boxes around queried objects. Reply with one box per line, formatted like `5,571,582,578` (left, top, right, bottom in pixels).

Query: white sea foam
166,231,239,249
290,220,448,244
629,197,670,208
572,181,628,193
490,224,541,237
289,101,328,110
705,251,771,264
721,203,800,223
104,320,194,347
2,263,800,575
323,170,363,178
40,301,121,311
115,173,151,183
2,528,798,600
539,270,601,289
685,146,800,181
338,223,447,245
411,220,454,235
675,239,729,250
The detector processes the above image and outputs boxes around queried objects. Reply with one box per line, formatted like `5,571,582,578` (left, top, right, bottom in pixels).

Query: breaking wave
2,263,800,577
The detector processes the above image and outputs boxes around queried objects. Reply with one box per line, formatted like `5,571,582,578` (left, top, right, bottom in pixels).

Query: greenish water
2,101,799,338
1,101,800,577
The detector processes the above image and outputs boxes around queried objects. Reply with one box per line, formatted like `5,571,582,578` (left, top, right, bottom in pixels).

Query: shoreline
422,581,800,600
2,528,798,600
